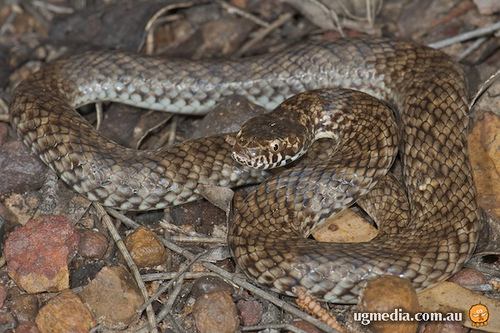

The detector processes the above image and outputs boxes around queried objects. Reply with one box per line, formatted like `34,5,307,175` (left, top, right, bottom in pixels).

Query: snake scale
10,38,479,303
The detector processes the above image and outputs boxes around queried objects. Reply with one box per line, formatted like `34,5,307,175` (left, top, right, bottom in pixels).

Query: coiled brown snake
10,38,479,303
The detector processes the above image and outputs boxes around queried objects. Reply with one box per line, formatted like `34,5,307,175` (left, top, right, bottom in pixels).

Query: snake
9,37,479,303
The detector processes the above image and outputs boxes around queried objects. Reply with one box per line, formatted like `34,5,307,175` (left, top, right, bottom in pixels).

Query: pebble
193,290,239,333
191,276,234,299
448,267,488,286
79,265,143,329
78,229,108,259
237,299,262,326
124,227,169,268
35,291,95,333
0,141,46,195
4,215,79,293
10,293,39,323
359,276,420,333
170,200,226,236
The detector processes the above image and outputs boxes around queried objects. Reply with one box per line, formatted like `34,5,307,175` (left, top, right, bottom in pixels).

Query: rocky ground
0,0,499,332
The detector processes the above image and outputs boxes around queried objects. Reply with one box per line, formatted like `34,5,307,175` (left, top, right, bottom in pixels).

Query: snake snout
231,145,269,170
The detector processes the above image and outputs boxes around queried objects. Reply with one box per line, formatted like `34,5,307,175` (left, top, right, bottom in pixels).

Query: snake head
232,113,310,170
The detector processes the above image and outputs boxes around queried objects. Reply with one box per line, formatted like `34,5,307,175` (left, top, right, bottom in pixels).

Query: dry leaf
312,208,378,243
197,185,234,215
418,282,500,332
468,112,500,219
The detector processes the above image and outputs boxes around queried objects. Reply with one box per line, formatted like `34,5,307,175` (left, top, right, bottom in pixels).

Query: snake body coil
10,38,479,302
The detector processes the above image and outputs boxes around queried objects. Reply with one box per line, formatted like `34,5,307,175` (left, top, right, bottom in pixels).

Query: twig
107,209,339,333
469,68,500,111
428,21,500,49
413,0,474,40
106,208,141,228
0,114,9,123
138,1,196,53
366,0,373,27
94,204,158,333
142,271,218,282
236,12,293,56
136,114,172,149
216,0,270,28
169,235,226,244
166,314,183,333
154,273,186,324
151,115,177,149
137,274,186,333
0,97,9,115
241,323,307,333
160,238,340,333
457,37,487,61
0,5,19,35
31,0,74,14
167,116,177,146
21,1,50,29
94,102,103,131
310,0,344,35
159,218,196,235
139,252,205,312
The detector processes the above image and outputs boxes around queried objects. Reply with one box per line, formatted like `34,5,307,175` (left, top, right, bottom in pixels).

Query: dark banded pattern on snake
9,38,479,303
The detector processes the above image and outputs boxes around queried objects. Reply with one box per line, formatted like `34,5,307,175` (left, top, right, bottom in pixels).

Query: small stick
136,274,186,333
169,235,226,244
160,238,340,333
159,218,196,235
151,116,177,149
106,208,141,228
469,68,500,111
0,114,9,123
136,114,172,149
428,21,500,49
31,0,74,14
309,0,344,35
94,203,158,333
366,0,373,27
412,0,475,40
139,252,205,312
236,12,293,56
166,314,183,333
241,323,307,333
0,5,18,35
94,102,103,131
107,209,339,332
216,0,270,28
0,97,9,115
154,273,186,324
138,1,195,53
142,271,218,282
458,37,487,61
